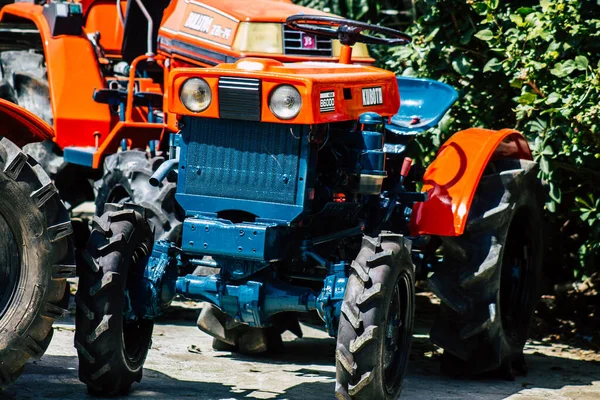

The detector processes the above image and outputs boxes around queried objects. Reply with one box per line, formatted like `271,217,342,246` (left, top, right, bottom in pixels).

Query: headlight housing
180,78,211,113
269,85,302,120
233,22,283,54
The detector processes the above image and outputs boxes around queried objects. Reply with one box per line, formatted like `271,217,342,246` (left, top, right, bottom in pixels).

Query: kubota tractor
0,0,373,240
76,15,544,399
0,98,74,388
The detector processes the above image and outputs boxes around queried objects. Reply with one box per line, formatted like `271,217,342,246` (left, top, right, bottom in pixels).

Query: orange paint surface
158,0,374,65
410,128,533,237
0,4,113,150
83,0,126,57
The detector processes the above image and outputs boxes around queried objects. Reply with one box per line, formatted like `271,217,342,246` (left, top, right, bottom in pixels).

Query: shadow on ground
5,341,598,400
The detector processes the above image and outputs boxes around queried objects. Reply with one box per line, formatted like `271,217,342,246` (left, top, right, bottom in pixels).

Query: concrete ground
2,293,599,400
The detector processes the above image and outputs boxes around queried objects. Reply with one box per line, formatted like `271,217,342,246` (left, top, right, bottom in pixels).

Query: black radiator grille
283,26,333,57
218,77,261,121
184,118,304,205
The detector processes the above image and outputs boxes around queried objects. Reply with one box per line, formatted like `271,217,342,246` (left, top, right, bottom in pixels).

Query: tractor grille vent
283,26,333,57
218,77,261,121
184,118,303,205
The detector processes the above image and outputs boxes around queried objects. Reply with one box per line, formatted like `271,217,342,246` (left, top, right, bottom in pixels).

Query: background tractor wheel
336,233,415,399
95,150,183,242
0,50,51,124
428,159,543,378
0,137,74,388
75,203,154,396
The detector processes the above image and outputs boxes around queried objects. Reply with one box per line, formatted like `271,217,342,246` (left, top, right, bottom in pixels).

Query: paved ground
2,294,599,400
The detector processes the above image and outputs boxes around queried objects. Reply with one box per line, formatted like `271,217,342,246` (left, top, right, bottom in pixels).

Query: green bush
296,0,600,282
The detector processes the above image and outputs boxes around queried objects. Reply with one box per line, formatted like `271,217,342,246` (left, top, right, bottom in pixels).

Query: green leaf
542,145,554,156
483,58,502,73
488,0,499,10
459,28,474,45
574,55,589,70
546,92,561,105
540,157,550,174
549,182,562,203
580,211,592,222
510,78,523,89
451,54,471,75
550,60,577,78
472,3,488,15
424,27,440,43
474,29,494,41
518,92,537,105
515,7,534,15
510,14,524,27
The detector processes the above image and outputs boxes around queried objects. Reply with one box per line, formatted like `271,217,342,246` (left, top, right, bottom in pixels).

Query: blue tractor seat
386,77,459,135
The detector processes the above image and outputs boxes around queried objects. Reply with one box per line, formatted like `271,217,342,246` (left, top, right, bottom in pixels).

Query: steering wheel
285,15,411,47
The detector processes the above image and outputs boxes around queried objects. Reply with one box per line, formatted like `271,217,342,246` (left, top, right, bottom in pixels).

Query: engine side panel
409,128,533,237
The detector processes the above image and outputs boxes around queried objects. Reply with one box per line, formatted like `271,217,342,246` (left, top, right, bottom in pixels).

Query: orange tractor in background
0,0,373,239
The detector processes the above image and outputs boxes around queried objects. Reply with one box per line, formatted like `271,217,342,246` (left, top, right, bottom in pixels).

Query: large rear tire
95,150,182,242
0,137,74,388
336,233,415,399
75,203,154,396
429,159,543,378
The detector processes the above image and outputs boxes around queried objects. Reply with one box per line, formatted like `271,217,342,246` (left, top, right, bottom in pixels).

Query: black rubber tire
0,137,75,388
75,203,155,396
0,50,51,124
428,159,543,378
95,150,182,242
336,233,415,399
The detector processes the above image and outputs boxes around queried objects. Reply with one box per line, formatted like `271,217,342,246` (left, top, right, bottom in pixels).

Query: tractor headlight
269,85,302,120
233,22,283,54
180,78,211,113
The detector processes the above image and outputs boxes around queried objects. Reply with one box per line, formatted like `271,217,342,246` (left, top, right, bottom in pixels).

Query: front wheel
336,233,415,399
75,203,154,396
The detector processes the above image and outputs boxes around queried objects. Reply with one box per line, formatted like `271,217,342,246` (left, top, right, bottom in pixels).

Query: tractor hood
167,58,400,124
158,0,372,65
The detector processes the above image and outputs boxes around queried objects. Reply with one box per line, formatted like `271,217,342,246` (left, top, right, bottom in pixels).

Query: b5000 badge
320,91,335,113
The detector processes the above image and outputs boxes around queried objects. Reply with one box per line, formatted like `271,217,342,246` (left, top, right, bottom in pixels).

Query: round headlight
269,85,302,120
180,78,212,113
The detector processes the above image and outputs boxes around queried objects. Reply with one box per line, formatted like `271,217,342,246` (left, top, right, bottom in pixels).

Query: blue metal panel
181,217,286,261
387,77,459,134
175,117,311,222
63,146,95,167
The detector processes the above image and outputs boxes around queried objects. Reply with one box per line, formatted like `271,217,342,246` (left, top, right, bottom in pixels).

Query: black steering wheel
285,15,411,46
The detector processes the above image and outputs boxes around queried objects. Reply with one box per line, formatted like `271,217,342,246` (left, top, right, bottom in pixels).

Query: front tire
95,150,182,242
336,233,415,399
75,203,154,395
429,159,543,378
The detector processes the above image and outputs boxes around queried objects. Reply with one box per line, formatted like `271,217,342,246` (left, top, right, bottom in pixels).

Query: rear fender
409,128,532,237
0,98,53,147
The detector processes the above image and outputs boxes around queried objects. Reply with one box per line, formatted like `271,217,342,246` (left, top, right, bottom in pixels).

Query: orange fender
0,99,53,147
409,128,533,237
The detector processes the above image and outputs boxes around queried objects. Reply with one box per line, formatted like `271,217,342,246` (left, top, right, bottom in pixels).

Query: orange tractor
71,12,542,400
0,0,373,239
0,1,544,398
